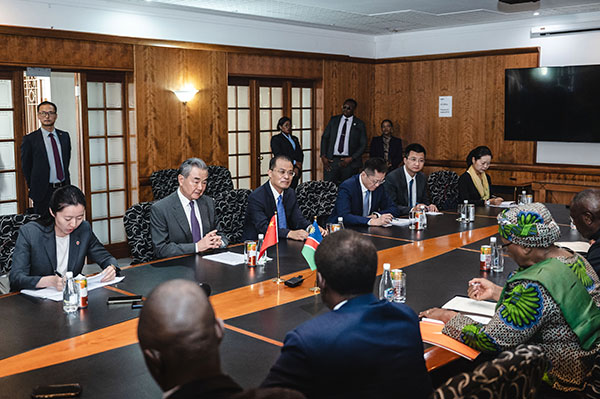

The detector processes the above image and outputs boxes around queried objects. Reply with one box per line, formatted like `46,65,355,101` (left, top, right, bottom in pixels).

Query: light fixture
172,87,198,103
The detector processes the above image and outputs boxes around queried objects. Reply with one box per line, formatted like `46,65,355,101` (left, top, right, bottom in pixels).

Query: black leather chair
427,170,459,211
0,213,41,276
296,180,338,226
123,202,154,264
149,169,178,201
583,354,600,399
431,344,548,399
206,165,234,199
214,189,251,245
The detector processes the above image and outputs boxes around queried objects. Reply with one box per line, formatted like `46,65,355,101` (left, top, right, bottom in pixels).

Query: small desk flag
301,220,323,271
259,213,278,260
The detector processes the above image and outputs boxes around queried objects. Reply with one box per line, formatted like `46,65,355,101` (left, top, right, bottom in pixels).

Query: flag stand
272,211,284,283
309,274,320,293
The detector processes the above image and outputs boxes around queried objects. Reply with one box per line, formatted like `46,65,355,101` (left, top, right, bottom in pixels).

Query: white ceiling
119,0,600,35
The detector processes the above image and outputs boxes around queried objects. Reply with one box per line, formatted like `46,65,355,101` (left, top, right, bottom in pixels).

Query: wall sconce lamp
172,88,199,104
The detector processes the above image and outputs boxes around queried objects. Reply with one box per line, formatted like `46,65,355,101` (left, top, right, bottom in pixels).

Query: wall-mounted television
505,65,600,143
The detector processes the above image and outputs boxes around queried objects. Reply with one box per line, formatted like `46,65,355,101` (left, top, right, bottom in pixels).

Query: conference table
0,204,584,397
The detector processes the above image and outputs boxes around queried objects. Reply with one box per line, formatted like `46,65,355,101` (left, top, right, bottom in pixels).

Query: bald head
138,279,223,391
570,189,600,239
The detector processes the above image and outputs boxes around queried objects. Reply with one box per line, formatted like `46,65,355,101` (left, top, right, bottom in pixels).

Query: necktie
277,195,287,229
408,179,414,208
337,118,348,154
362,190,370,218
49,133,64,181
189,201,202,242
285,133,296,150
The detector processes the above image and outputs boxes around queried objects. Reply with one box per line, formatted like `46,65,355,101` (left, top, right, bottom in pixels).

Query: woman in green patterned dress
421,203,600,396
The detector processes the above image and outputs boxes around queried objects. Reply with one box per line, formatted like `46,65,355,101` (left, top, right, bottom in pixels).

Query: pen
55,271,63,278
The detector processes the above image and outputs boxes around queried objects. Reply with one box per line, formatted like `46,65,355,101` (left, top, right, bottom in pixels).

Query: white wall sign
439,96,452,117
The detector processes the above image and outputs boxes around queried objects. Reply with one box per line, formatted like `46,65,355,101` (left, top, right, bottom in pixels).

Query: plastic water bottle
519,190,527,205
63,271,79,313
490,237,504,273
419,205,428,229
460,200,468,221
257,234,266,265
379,263,394,302
337,217,344,230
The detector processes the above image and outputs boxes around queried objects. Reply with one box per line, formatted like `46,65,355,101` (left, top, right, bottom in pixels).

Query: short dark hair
37,101,57,113
315,230,377,295
380,119,393,129
269,154,293,170
466,146,492,167
343,98,357,108
363,157,388,175
38,185,86,226
404,143,426,158
277,116,291,131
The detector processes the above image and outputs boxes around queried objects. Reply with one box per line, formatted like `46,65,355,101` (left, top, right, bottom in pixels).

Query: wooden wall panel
228,53,322,79
135,45,228,201
0,34,133,71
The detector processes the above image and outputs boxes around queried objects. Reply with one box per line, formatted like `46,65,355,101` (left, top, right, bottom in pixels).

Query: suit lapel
43,226,57,272
34,129,51,169
172,195,193,241
196,198,211,236
68,229,81,273
330,115,343,154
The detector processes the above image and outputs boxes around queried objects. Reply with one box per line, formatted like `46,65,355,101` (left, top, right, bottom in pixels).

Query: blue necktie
189,201,202,242
408,179,414,208
362,190,370,218
277,195,287,229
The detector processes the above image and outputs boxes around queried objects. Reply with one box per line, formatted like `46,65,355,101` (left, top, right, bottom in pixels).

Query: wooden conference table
0,204,583,398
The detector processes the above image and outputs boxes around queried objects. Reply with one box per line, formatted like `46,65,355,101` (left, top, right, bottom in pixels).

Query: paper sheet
442,296,496,317
426,211,444,215
202,251,246,265
489,201,517,208
556,241,591,253
21,275,125,302
391,218,412,227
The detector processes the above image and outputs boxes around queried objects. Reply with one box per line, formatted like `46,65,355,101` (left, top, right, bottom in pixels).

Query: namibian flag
301,220,323,271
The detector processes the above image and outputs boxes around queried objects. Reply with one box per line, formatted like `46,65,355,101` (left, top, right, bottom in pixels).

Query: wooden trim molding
375,47,540,64
426,159,600,176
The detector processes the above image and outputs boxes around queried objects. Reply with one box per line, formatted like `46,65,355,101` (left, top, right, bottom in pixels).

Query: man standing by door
320,98,367,185
21,101,71,216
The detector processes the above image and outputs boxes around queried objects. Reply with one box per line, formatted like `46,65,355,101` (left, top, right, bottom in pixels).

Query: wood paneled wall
0,33,133,71
134,45,228,200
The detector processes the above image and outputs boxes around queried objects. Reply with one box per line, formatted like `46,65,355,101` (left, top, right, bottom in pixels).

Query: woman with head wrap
421,203,600,395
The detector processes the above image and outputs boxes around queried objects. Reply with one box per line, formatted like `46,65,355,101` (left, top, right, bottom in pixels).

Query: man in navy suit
262,230,432,399
383,143,439,215
329,157,399,226
320,99,367,185
369,119,403,171
242,155,325,241
21,101,71,215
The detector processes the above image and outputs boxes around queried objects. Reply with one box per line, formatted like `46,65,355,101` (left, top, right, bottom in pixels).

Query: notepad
442,296,496,324
488,201,517,208
202,251,246,265
21,274,125,302
426,211,444,216
391,218,412,227
556,241,591,253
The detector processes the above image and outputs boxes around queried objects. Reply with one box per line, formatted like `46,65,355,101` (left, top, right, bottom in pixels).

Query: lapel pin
76,241,80,246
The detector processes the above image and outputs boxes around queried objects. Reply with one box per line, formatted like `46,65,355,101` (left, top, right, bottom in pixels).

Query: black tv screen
505,65,600,142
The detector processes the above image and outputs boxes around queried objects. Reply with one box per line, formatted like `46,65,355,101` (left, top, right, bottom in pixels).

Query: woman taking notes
421,203,600,395
10,185,118,291
458,146,503,206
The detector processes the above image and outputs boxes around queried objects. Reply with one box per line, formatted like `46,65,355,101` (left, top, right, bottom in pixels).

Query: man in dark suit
328,157,399,226
150,158,228,259
369,119,403,171
242,155,324,241
271,116,303,189
138,279,305,399
570,189,600,274
384,143,439,215
262,230,432,399
320,99,367,185
21,101,71,215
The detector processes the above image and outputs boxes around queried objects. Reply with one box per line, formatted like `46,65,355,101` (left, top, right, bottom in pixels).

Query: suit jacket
320,115,367,169
9,221,117,290
586,230,600,276
241,182,309,241
329,174,399,225
21,128,71,201
369,135,403,170
271,133,303,165
150,191,228,259
169,374,305,399
458,172,493,206
383,167,431,215
262,294,432,399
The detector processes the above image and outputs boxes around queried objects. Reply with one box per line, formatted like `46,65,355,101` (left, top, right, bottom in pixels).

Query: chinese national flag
259,213,278,260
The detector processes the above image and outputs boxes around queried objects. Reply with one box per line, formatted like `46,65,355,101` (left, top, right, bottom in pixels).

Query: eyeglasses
38,111,57,117
273,169,295,178
341,105,353,110
406,157,425,164
366,174,385,186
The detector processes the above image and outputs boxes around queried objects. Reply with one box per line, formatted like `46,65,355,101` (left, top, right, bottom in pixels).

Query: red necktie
49,133,64,181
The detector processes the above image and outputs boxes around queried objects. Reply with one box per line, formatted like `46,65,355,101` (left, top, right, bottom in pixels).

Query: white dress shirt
41,127,65,183
359,176,374,225
333,115,353,156
55,234,70,276
177,188,203,240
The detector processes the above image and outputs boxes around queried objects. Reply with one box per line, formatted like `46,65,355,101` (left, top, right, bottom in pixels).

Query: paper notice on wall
439,96,452,117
